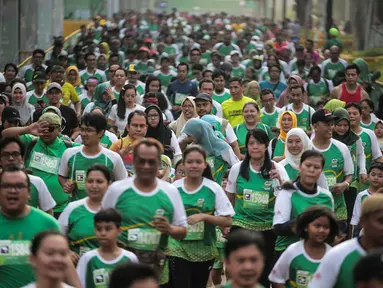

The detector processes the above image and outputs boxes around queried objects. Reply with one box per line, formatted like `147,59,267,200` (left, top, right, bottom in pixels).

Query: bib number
175,93,188,105
0,240,30,265
127,228,161,251
75,170,86,190
184,222,205,241
216,228,226,248
326,175,337,189
29,151,60,174
296,270,312,288
93,268,111,288
243,189,269,210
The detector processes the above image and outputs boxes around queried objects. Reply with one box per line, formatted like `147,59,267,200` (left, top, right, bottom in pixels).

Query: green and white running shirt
261,107,281,128
268,137,285,159
227,161,289,231
168,178,234,262
0,207,60,288
273,184,334,251
74,131,118,149
355,128,382,172
234,122,273,154
58,198,100,255
212,88,231,105
232,65,246,78
360,114,379,130
22,282,73,288
77,249,138,288
308,238,366,288
28,174,56,212
26,90,48,107
312,138,353,221
79,93,93,111
59,146,127,201
102,177,187,251
282,104,315,130
79,69,107,85
350,189,371,226
153,70,178,89
269,240,331,288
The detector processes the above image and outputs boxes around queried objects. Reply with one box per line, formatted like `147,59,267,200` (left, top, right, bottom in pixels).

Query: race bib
184,222,205,241
127,228,161,251
93,268,111,288
0,240,30,265
216,228,226,246
79,246,91,256
206,157,215,169
296,270,312,288
75,170,86,190
29,151,60,174
243,189,269,210
326,175,337,189
175,93,188,105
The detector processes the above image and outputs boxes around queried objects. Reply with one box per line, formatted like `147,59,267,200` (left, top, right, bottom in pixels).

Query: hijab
332,108,359,146
276,75,307,108
244,81,261,106
200,114,226,141
145,105,172,146
169,96,198,137
93,82,114,116
183,118,230,157
66,66,82,87
284,128,312,169
323,99,346,113
278,110,298,141
100,42,110,57
11,83,34,125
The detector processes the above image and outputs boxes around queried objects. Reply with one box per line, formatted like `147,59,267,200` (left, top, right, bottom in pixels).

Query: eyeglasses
0,183,28,190
175,170,186,176
80,128,97,133
0,152,21,159
148,114,160,119
47,125,61,132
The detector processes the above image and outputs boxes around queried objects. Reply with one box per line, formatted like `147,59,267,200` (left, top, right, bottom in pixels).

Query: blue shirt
166,79,199,105
259,80,288,100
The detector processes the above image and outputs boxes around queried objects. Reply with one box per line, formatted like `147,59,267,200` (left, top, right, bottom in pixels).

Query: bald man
321,45,348,80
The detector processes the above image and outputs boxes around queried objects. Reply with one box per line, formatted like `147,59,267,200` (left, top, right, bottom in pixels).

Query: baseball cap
194,93,212,102
230,50,240,56
47,82,63,92
144,38,152,44
58,50,68,58
39,112,62,126
252,55,263,61
33,71,46,83
128,64,137,73
312,109,336,124
42,106,62,119
2,106,21,122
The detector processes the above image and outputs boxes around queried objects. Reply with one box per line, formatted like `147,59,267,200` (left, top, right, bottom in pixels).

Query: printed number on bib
93,268,110,288
127,228,161,251
29,151,60,174
326,175,337,189
184,222,205,241
243,189,269,209
75,170,86,190
0,240,30,265
296,270,312,288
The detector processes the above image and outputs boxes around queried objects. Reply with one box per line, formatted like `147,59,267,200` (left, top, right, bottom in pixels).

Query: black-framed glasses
0,152,21,159
47,125,61,133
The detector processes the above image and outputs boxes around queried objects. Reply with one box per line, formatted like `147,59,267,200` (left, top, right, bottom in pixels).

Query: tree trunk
351,0,373,50
296,0,308,26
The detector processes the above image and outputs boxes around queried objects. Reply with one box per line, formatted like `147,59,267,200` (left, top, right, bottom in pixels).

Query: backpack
24,138,73,162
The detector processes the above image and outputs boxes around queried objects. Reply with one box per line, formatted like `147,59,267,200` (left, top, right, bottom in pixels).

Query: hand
105,87,115,100
187,214,205,225
269,169,281,183
360,174,368,184
222,226,230,237
27,121,49,136
331,182,348,195
70,251,80,265
120,144,132,156
63,180,76,194
152,216,171,234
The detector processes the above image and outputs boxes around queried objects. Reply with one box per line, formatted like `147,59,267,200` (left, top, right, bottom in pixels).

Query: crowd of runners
0,8,383,288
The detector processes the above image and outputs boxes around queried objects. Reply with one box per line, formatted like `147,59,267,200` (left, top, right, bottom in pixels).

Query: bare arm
45,209,53,216
58,175,76,194
330,86,341,99
200,214,232,227
169,225,187,240
179,136,193,151
74,101,82,118
2,121,48,138
271,283,286,288
64,259,82,288
375,156,383,163
230,140,242,160
361,89,370,100
227,193,236,207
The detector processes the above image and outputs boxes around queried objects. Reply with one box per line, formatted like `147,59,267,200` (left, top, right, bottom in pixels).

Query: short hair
80,113,107,133
192,63,203,71
133,138,164,161
345,102,362,114
243,102,260,112
268,64,281,72
177,62,189,71
31,230,67,256
85,52,96,60
199,78,215,90
224,229,265,258
300,150,325,168
289,84,305,93
309,65,322,76
174,159,183,170
109,53,120,60
0,137,26,158
86,164,112,182
94,208,122,228
369,162,383,174
32,49,45,57
212,71,225,80
190,48,201,54
115,67,127,76
109,263,159,288
346,63,360,75
306,39,314,44
354,249,383,284
4,63,18,75
260,89,275,98
202,69,213,77
229,77,242,85
360,98,375,111
0,165,31,188
127,110,146,126
296,205,338,244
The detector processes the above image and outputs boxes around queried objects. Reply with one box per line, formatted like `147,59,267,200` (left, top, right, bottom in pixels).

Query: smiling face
347,106,361,128
286,135,304,156
181,99,195,119
243,104,259,125
369,168,383,190
12,88,24,104
334,119,349,136
85,170,109,202
314,121,334,140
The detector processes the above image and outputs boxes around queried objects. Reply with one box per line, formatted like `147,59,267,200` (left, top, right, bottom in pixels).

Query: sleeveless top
339,83,362,104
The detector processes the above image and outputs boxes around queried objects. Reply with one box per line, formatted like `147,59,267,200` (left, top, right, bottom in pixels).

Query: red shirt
339,83,363,103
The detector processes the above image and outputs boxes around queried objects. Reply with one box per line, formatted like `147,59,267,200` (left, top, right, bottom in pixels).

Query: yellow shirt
222,96,256,127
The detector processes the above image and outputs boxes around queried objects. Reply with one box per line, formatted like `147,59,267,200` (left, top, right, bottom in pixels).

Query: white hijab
284,128,312,170
11,83,34,125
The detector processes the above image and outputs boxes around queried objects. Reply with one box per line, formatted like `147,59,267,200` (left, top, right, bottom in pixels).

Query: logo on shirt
0,245,9,254
95,274,105,284
196,198,205,207
155,209,164,216
331,158,338,167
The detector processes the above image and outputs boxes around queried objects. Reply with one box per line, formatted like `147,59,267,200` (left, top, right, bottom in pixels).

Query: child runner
374,120,383,153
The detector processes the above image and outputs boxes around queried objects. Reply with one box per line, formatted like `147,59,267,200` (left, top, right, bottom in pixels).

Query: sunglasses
47,125,61,132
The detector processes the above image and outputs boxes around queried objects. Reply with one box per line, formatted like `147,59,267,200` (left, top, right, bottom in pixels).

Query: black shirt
33,105,78,136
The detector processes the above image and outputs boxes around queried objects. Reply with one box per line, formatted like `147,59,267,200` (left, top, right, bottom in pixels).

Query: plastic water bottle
272,179,281,196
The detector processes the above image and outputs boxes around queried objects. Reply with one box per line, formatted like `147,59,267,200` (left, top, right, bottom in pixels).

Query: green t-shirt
323,60,346,80
58,146,127,201
234,122,273,154
269,240,331,288
164,44,177,55
200,51,211,66
58,198,99,255
22,135,75,212
213,88,232,105
284,104,315,131
210,155,229,185
232,65,246,78
274,185,334,251
134,61,149,74
79,69,106,85
77,249,138,288
168,178,233,262
101,178,186,252
26,91,49,107
80,93,93,111
280,161,299,181
0,207,60,288
260,107,280,128
360,119,377,131
216,43,237,56
313,139,353,221
153,70,177,89
306,79,331,105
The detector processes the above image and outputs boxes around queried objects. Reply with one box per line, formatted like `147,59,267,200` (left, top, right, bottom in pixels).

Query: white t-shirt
350,189,370,226
356,128,383,161
29,174,56,212
108,103,146,133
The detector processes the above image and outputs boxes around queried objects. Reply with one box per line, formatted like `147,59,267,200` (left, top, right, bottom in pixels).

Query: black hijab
145,105,172,146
